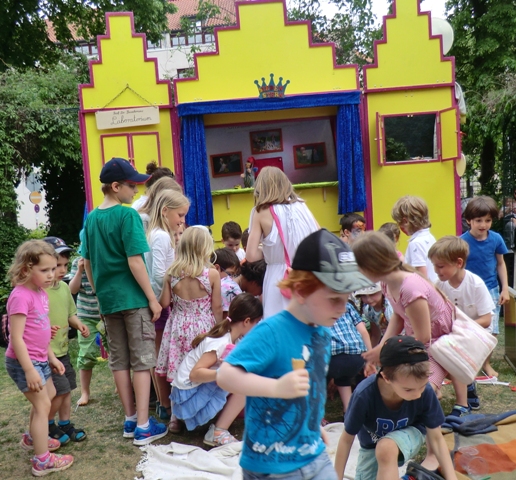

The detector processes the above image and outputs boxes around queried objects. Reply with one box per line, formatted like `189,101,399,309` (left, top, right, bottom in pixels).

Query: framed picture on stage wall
249,129,283,154
210,152,244,177
293,142,327,169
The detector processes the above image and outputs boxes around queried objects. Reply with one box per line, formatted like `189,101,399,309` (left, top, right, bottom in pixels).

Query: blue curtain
180,115,214,226
178,91,365,225
336,105,366,214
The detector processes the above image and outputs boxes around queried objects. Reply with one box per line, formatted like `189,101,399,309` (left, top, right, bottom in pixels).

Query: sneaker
203,424,238,447
133,417,167,446
448,404,471,417
31,453,74,477
123,420,137,439
20,433,60,452
467,382,480,410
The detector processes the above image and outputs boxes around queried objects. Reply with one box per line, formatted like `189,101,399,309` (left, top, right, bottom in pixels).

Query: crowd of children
3,156,508,479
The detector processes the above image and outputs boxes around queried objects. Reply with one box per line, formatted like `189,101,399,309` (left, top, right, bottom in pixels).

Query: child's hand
149,299,162,322
77,258,84,270
499,290,510,305
50,358,65,376
363,362,377,377
50,325,60,339
274,369,310,399
362,345,381,365
26,368,43,392
78,322,90,338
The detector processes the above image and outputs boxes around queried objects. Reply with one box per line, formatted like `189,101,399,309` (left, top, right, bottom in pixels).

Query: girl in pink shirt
353,232,469,418
5,240,74,476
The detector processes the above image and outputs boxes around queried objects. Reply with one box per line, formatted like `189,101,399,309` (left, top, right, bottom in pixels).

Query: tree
446,0,516,194
0,0,177,70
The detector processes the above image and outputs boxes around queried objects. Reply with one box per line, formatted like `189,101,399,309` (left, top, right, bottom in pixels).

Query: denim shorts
355,426,424,480
242,450,337,480
52,353,77,396
488,286,501,335
5,356,52,393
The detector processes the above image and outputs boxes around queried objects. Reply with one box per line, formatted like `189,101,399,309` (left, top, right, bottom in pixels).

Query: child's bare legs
78,369,93,406
337,386,352,414
214,394,245,430
375,438,401,480
26,381,55,455
49,392,71,422
154,329,171,410
114,369,151,425
482,348,498,378
449,377,468,407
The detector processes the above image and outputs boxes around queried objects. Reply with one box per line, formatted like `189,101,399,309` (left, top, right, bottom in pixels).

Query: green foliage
446,0,516,193
287,0,382,67
0,0,177,71
0,221,29,309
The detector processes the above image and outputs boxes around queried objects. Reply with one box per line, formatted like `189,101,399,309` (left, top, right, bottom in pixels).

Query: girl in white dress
246,167,319,319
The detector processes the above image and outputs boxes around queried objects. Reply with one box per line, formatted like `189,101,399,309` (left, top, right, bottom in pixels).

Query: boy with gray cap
217,229,374,480
83,158,166,445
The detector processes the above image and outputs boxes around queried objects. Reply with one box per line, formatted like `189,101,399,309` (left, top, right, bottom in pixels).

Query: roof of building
46,0,237,43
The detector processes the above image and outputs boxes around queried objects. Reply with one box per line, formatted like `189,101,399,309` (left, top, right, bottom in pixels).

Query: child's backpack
1,313,9,347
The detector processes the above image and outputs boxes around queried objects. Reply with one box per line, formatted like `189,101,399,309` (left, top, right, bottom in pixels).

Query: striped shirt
70,257,100,319
330,303,366,356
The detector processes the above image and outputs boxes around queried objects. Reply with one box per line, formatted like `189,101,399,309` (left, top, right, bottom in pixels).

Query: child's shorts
52,353,77,396
154,306,170,332
488,286,501,335
242,450,337,480
5,356,52,393
355,426,424,480
328,352,365,387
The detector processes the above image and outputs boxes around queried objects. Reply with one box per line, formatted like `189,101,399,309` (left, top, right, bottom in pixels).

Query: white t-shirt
236,248,246,262
173,332,232,390
144,228,174,298
435,270,495,321
131,195,148,211
405,228,437,282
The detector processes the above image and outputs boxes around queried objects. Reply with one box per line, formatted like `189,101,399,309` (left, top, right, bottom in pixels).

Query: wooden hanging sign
95,106,160,130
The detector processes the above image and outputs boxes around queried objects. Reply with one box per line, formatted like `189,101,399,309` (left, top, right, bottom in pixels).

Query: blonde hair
146,189,190,242
391,196,431,231
139,176,183,215
428,235,469,265
8,240,58,287
254,167,300,212
168,226,214,278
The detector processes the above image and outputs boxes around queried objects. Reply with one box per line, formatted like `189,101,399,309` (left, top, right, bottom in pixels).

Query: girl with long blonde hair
144,189,190,421
353,231,469,419
246,166,319,319
155,226,222,433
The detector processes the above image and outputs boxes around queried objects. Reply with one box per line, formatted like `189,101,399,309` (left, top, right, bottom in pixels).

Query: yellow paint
364,0,459,248
176,2,358,103
211,186,340,243
365,0,453,89
80,14,175,208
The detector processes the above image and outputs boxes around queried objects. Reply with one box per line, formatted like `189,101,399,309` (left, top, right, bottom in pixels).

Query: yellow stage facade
79,0,463,243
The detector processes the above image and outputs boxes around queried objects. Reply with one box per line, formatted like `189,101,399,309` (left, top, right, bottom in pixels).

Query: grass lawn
1,323,516,479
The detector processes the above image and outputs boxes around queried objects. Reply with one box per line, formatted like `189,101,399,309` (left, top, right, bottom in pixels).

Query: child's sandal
59,422,87,442
48,423,70,445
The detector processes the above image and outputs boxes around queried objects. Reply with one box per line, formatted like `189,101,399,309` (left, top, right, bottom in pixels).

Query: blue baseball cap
100,158,150,184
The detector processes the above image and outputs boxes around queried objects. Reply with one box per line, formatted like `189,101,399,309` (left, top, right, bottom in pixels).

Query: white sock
137,421,149,429
125,414,137,422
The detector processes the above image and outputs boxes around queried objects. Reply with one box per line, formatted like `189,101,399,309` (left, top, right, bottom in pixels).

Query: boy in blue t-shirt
335,336,457,480
461,195,509,378
217,229,375,480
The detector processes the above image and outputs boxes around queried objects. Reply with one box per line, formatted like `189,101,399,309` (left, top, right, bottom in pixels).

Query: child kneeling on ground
172,293,262,446
218,229,375,480
335,335,457,480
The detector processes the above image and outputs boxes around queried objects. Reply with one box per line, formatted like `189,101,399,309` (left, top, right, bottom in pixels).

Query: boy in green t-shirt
43,237,90,444
83,158,166,446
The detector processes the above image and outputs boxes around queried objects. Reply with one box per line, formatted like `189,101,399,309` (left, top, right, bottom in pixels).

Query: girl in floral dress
156,226,222,432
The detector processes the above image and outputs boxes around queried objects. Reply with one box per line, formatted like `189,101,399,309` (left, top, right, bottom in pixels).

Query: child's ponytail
191,293,263,348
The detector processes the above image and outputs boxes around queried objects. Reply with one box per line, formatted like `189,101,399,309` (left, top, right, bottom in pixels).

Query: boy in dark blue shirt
335,336,457,480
